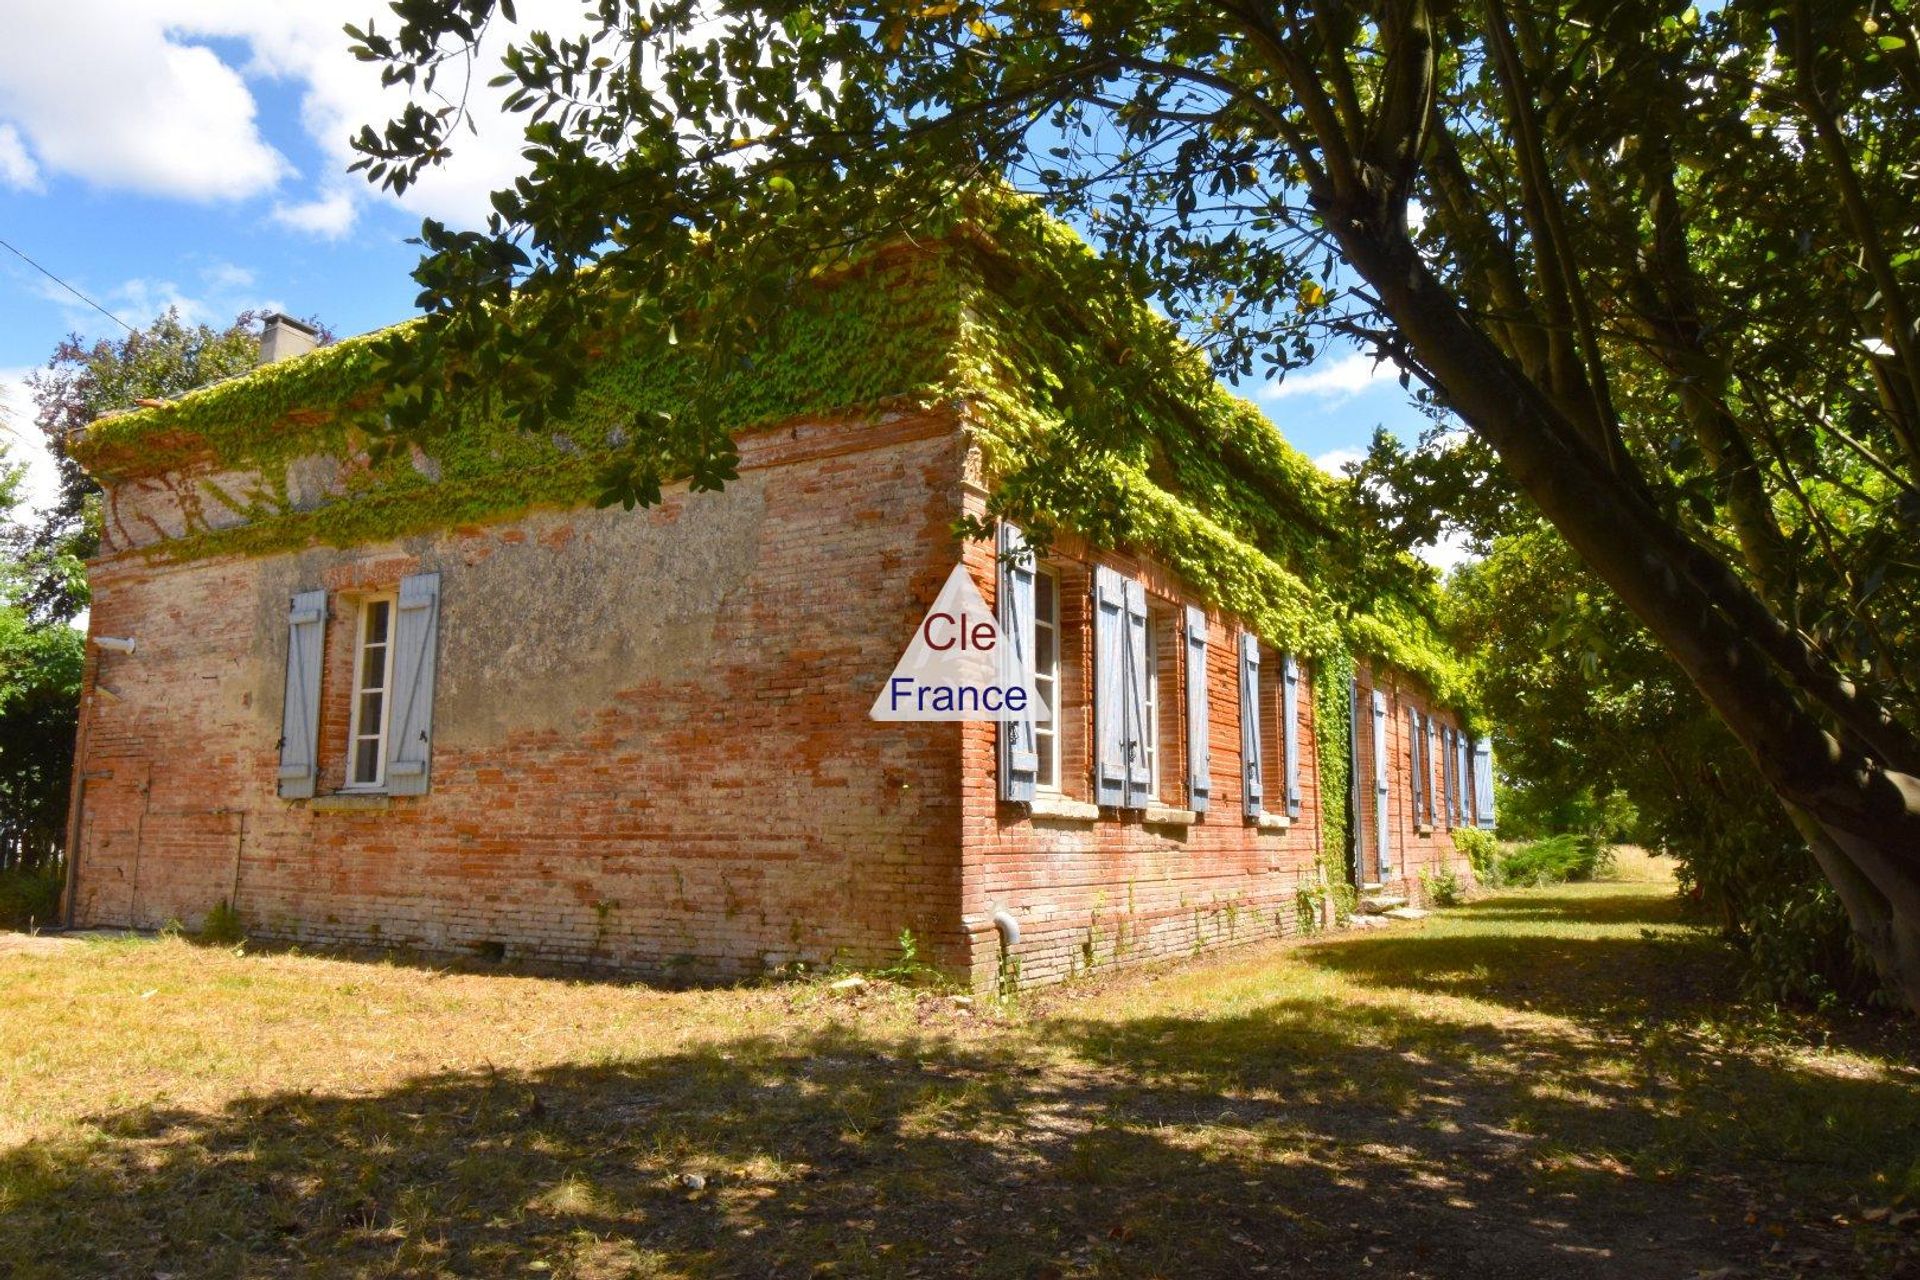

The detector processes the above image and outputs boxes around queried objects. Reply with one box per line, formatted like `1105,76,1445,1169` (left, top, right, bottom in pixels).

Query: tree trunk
1328,216,1920,1008
1791,810,1920,1010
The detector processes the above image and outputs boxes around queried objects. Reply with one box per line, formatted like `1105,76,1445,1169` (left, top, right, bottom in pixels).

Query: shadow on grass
1440,887,1686,929
5,904,1917,1278
1296,889,1737,1028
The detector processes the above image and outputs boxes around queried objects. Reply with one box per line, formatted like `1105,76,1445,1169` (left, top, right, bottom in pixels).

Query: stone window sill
1418,824,1435,837
1143,805,1197,827
1251,812,1290,832
311,793,391,813
1028,794,1100,823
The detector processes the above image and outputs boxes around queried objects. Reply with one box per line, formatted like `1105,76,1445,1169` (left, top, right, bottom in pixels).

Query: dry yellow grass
2,874,1916,1278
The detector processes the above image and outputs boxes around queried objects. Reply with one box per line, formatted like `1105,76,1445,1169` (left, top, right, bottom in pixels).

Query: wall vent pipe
991,909,1021,947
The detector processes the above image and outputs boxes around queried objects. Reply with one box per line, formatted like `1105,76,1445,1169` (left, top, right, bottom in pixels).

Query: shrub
0,866,63,929
1451,828,1499,886
1499,834,1615,886
1421,868,1466,907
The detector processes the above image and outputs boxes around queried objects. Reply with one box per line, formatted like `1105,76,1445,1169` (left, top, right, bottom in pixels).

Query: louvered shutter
1121,578,1152,807
1423,715,1437,828
1282,654,1302,818
1473,737,1497,829
1239,634,1263,818
384,572,441,796
276,589,326,799
1093,566,1127,807
1184,606,1209,812
1372,689,1391,877
997,523,1039,803
1408,707,1423,828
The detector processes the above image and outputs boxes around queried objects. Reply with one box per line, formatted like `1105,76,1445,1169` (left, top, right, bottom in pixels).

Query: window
345,595,396,789
1033,564,1061,791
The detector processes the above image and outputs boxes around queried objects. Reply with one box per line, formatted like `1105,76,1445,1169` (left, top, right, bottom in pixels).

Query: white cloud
0,2,735,237
0,368,62,519
23,261,281,335
271,186,358,239
177,0,601,235
109,278,210,326
1416,528,1476,577
0,123,40,191
1265,353,1396,403
200,262,256,293
1311,448,1365,477
0,4,289,201
0,0,580,228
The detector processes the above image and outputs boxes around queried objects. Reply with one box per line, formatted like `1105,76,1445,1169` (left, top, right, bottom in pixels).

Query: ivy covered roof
73,197,1470,714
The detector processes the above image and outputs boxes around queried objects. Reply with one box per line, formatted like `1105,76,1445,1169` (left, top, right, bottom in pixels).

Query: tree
345,1,1920,1005
0,445,84,874
21,309,292,624
1449,524,1874,1005
3,309,329,876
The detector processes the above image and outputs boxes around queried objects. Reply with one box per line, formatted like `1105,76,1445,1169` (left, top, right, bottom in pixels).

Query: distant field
2,869,1915,1278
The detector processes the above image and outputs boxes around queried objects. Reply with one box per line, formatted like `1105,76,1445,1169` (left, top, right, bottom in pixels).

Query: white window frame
1032,564,1062,792
344,593,397,791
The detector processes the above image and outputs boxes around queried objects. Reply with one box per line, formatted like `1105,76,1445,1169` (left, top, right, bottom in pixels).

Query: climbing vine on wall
1312,645,1356,884
75,192,1472,713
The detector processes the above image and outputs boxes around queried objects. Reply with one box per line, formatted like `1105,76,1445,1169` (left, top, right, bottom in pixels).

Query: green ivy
73,195,1472,714
1313,645,1356,877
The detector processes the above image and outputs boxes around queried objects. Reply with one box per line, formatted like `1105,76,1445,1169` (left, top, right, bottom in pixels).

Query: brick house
60,209,1495,989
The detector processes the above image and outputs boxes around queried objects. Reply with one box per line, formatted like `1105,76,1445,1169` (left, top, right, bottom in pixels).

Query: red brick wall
955,497,1338,990
68,410,976,981
68,404,1477,992
1351,658,1478,903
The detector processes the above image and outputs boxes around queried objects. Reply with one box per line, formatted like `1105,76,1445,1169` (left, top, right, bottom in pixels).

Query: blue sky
0,3,1449,562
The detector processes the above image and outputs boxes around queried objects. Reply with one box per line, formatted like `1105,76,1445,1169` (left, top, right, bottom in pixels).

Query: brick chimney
258,313,320,365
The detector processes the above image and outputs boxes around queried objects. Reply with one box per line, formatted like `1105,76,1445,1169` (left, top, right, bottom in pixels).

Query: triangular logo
870,563,1051,722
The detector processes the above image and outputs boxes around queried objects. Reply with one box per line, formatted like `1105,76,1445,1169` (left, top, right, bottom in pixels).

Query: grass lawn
2,853,1917,1278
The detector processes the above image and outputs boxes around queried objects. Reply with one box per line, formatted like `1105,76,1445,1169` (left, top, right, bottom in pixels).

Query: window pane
365,599,391,645
353,738,381,784
1035,570,1055,627
359,690,385,734
360,641,386,689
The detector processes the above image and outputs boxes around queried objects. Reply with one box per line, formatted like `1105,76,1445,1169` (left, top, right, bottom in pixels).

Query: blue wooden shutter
383,571,441,796
1423,715,1437,828
1184,606,1209,812
997,523,1039,803
1451,736,1466,825
1473,737,1497,829
1121,578,1151,807
276,589,326,799
1452,727,1465,826
1443,728,1455,826
1282,654,1302,818
1239,634,1263,818
1371,689,1391,877
1093,566,1127,807
1408,707,1423,828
